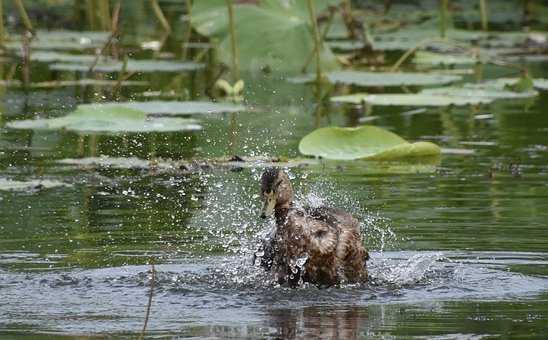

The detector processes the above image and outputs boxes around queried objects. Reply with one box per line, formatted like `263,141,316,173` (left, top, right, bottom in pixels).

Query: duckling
255,168,368,287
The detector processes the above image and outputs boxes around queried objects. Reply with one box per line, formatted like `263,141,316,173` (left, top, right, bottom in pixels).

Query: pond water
1,2,548,339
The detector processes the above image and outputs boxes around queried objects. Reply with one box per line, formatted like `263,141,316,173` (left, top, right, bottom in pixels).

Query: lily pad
326,71,462,87
480,78,548,91
86,101,246,116
6,105,202,134
0,178,71,192
298,125,441,160
191,0,340,74
331,93,493,106
4,30,109,50
25,51,106,63
413,51,482,65
50,60,204,73
327,40,365,51
30,79,148,88
0,78,147,88
421,86,538,99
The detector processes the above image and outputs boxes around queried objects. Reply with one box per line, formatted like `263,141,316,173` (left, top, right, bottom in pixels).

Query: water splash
372,252,446,287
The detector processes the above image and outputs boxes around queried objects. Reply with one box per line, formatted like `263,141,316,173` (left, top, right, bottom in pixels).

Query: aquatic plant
299,125,441,160
191,0,340,74
6,104,202,134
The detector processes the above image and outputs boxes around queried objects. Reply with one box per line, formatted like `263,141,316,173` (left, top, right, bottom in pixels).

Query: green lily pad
85,101,246,116
25,51,106,63
298,125,441,160
413,51,482,65
191,0,340,74
30,79,148,88
326,71,462,87
288,71,461,87
3,30,109,51
480,78,548,91
327,40,365,51
421,86,538,99
331,93,493,106
0,178,71,192
6,105,202,134
0,78,147,88
50,60,204,73
370,39,455,52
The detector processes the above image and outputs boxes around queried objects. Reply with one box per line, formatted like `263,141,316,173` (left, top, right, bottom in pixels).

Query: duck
255,168,368,287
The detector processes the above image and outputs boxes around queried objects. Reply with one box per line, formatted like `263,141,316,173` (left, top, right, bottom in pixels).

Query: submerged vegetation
1,0,548,338
2,0,546,164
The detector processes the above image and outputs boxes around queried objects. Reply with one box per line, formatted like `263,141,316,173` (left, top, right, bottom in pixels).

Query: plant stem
150,0,171,33
390,37,468,72
21,31,31,89
182,0,193,60
0,0,4,44
14,0,33,32
479,0,488,31
306,0,322,83
139,260,155,340
302,7,334,73
86,0,96,30
439,0,448,38
226,0,239,82
97,0,111,31
522,0,532,26
89,2,121,72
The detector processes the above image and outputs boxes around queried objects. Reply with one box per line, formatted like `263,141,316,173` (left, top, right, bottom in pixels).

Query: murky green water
1,2,548,339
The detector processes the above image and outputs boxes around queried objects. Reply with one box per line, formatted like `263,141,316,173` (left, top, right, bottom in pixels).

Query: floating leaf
0,78,147,88
413,51,482,65
191,0,340,74
421,86,538,99
331,93,493,106
530,79,548,91
299,125,441,160
29,79,148,88
326,71,462,87
327,40,365,51
3,30,109,50
50,60,204,73
83,101,246,116
0,178,71,192
25,51,101,63
6,105,202,134
478,77,548,93
288,71,461,87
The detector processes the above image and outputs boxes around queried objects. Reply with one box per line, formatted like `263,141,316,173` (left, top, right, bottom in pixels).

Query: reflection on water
1,251,547,337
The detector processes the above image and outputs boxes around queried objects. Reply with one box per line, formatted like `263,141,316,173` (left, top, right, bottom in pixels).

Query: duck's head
260,168,294,219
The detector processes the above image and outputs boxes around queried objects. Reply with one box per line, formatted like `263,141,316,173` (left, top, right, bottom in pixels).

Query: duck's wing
306,206,360,232
307,206,369,282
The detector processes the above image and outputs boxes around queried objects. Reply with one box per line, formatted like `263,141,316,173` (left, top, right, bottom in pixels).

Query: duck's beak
260,191,276,219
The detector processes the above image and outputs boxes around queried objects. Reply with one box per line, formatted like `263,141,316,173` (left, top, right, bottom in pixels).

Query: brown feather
257,169,368,287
